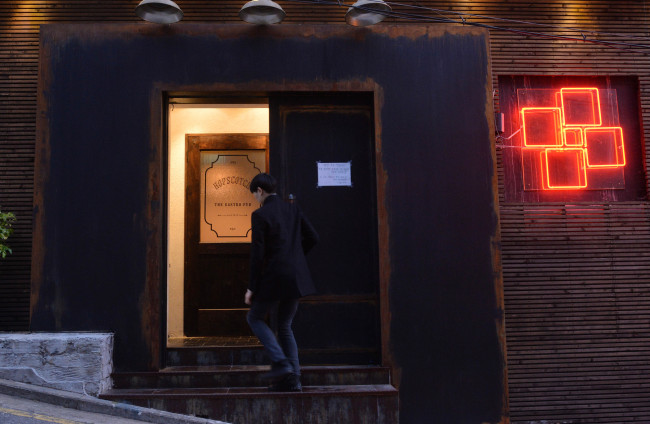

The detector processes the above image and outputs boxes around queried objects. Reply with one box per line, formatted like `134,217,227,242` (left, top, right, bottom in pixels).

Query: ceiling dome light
135,0,183,24
345,0,391,27
239,0,286,25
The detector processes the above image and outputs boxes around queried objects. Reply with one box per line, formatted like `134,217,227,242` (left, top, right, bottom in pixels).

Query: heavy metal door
270,93,380,364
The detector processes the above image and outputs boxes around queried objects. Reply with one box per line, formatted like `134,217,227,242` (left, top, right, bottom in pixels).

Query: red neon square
563,128,583,146
560,88,602,127
521,108,562,147
544,149,587,189
584,127,625,168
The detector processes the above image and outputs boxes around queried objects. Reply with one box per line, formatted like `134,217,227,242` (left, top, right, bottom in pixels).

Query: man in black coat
245,173,319,392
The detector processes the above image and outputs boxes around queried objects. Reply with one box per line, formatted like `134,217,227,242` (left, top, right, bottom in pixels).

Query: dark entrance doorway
177,93,380,364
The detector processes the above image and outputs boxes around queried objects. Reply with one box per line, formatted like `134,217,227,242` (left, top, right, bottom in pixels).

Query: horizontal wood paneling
501,203,650,423
2,1,650,422
483,2,650,422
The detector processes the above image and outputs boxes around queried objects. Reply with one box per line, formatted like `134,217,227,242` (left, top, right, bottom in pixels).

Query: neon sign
518,87,625,191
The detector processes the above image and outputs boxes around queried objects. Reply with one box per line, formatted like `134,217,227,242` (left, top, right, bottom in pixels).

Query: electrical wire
386,1,650,42
496,128,522,147
280,0,650,51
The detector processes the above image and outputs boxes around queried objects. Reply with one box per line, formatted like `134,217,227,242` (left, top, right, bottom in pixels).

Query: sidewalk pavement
0,378,229,424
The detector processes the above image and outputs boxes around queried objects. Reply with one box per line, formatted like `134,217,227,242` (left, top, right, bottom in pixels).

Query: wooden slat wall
501,203,650,422
1,1,650,422
480,2,650,422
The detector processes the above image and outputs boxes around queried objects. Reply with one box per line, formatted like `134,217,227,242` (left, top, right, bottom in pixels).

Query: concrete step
112,365,391,389
166,346,380,367
166,345,266,367
100,384,398,424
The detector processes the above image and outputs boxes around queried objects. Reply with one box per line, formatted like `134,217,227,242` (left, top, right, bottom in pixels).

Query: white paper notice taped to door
317,161,352,187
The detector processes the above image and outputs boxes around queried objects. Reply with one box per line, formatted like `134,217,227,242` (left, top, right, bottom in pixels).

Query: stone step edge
114,365,391,376
101,384,398,400
166,345,262,350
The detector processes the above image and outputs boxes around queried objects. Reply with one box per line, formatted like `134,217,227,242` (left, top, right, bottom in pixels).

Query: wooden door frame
149,82,391,370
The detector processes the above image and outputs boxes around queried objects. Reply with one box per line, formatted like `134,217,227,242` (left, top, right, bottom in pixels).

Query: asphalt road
0,392,154,424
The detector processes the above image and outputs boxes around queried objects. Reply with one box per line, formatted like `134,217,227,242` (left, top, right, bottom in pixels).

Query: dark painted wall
33,24,503,423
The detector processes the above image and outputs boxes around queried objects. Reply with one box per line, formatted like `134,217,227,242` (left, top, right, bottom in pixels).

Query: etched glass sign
200,150,265,243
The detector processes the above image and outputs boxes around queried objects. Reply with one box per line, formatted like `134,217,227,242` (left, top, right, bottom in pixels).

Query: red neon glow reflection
520,87,625,190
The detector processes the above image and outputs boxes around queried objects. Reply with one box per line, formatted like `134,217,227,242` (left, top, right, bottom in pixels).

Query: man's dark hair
250,173,277,194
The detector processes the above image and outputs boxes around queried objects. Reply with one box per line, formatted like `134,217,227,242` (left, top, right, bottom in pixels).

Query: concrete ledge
0,378,228,424
0,332,113,395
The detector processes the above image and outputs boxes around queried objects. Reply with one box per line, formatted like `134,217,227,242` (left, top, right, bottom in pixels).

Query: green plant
0,208,16,258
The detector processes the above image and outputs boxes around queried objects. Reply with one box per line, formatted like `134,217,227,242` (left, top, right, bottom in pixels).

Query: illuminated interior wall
167,104,269,339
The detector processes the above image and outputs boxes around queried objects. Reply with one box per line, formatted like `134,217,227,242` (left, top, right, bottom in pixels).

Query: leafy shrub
0,209,16,259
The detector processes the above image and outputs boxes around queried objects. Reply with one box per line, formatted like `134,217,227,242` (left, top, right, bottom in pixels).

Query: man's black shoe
262,361,292,380
286,373,302,391
268,373,302,392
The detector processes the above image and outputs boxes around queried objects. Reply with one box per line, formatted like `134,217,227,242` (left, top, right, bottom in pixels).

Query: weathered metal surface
101,385,400,424
483,36,510,422
111,365,391,389
143,89,164,370
34,23,502,422
373,85,397,383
